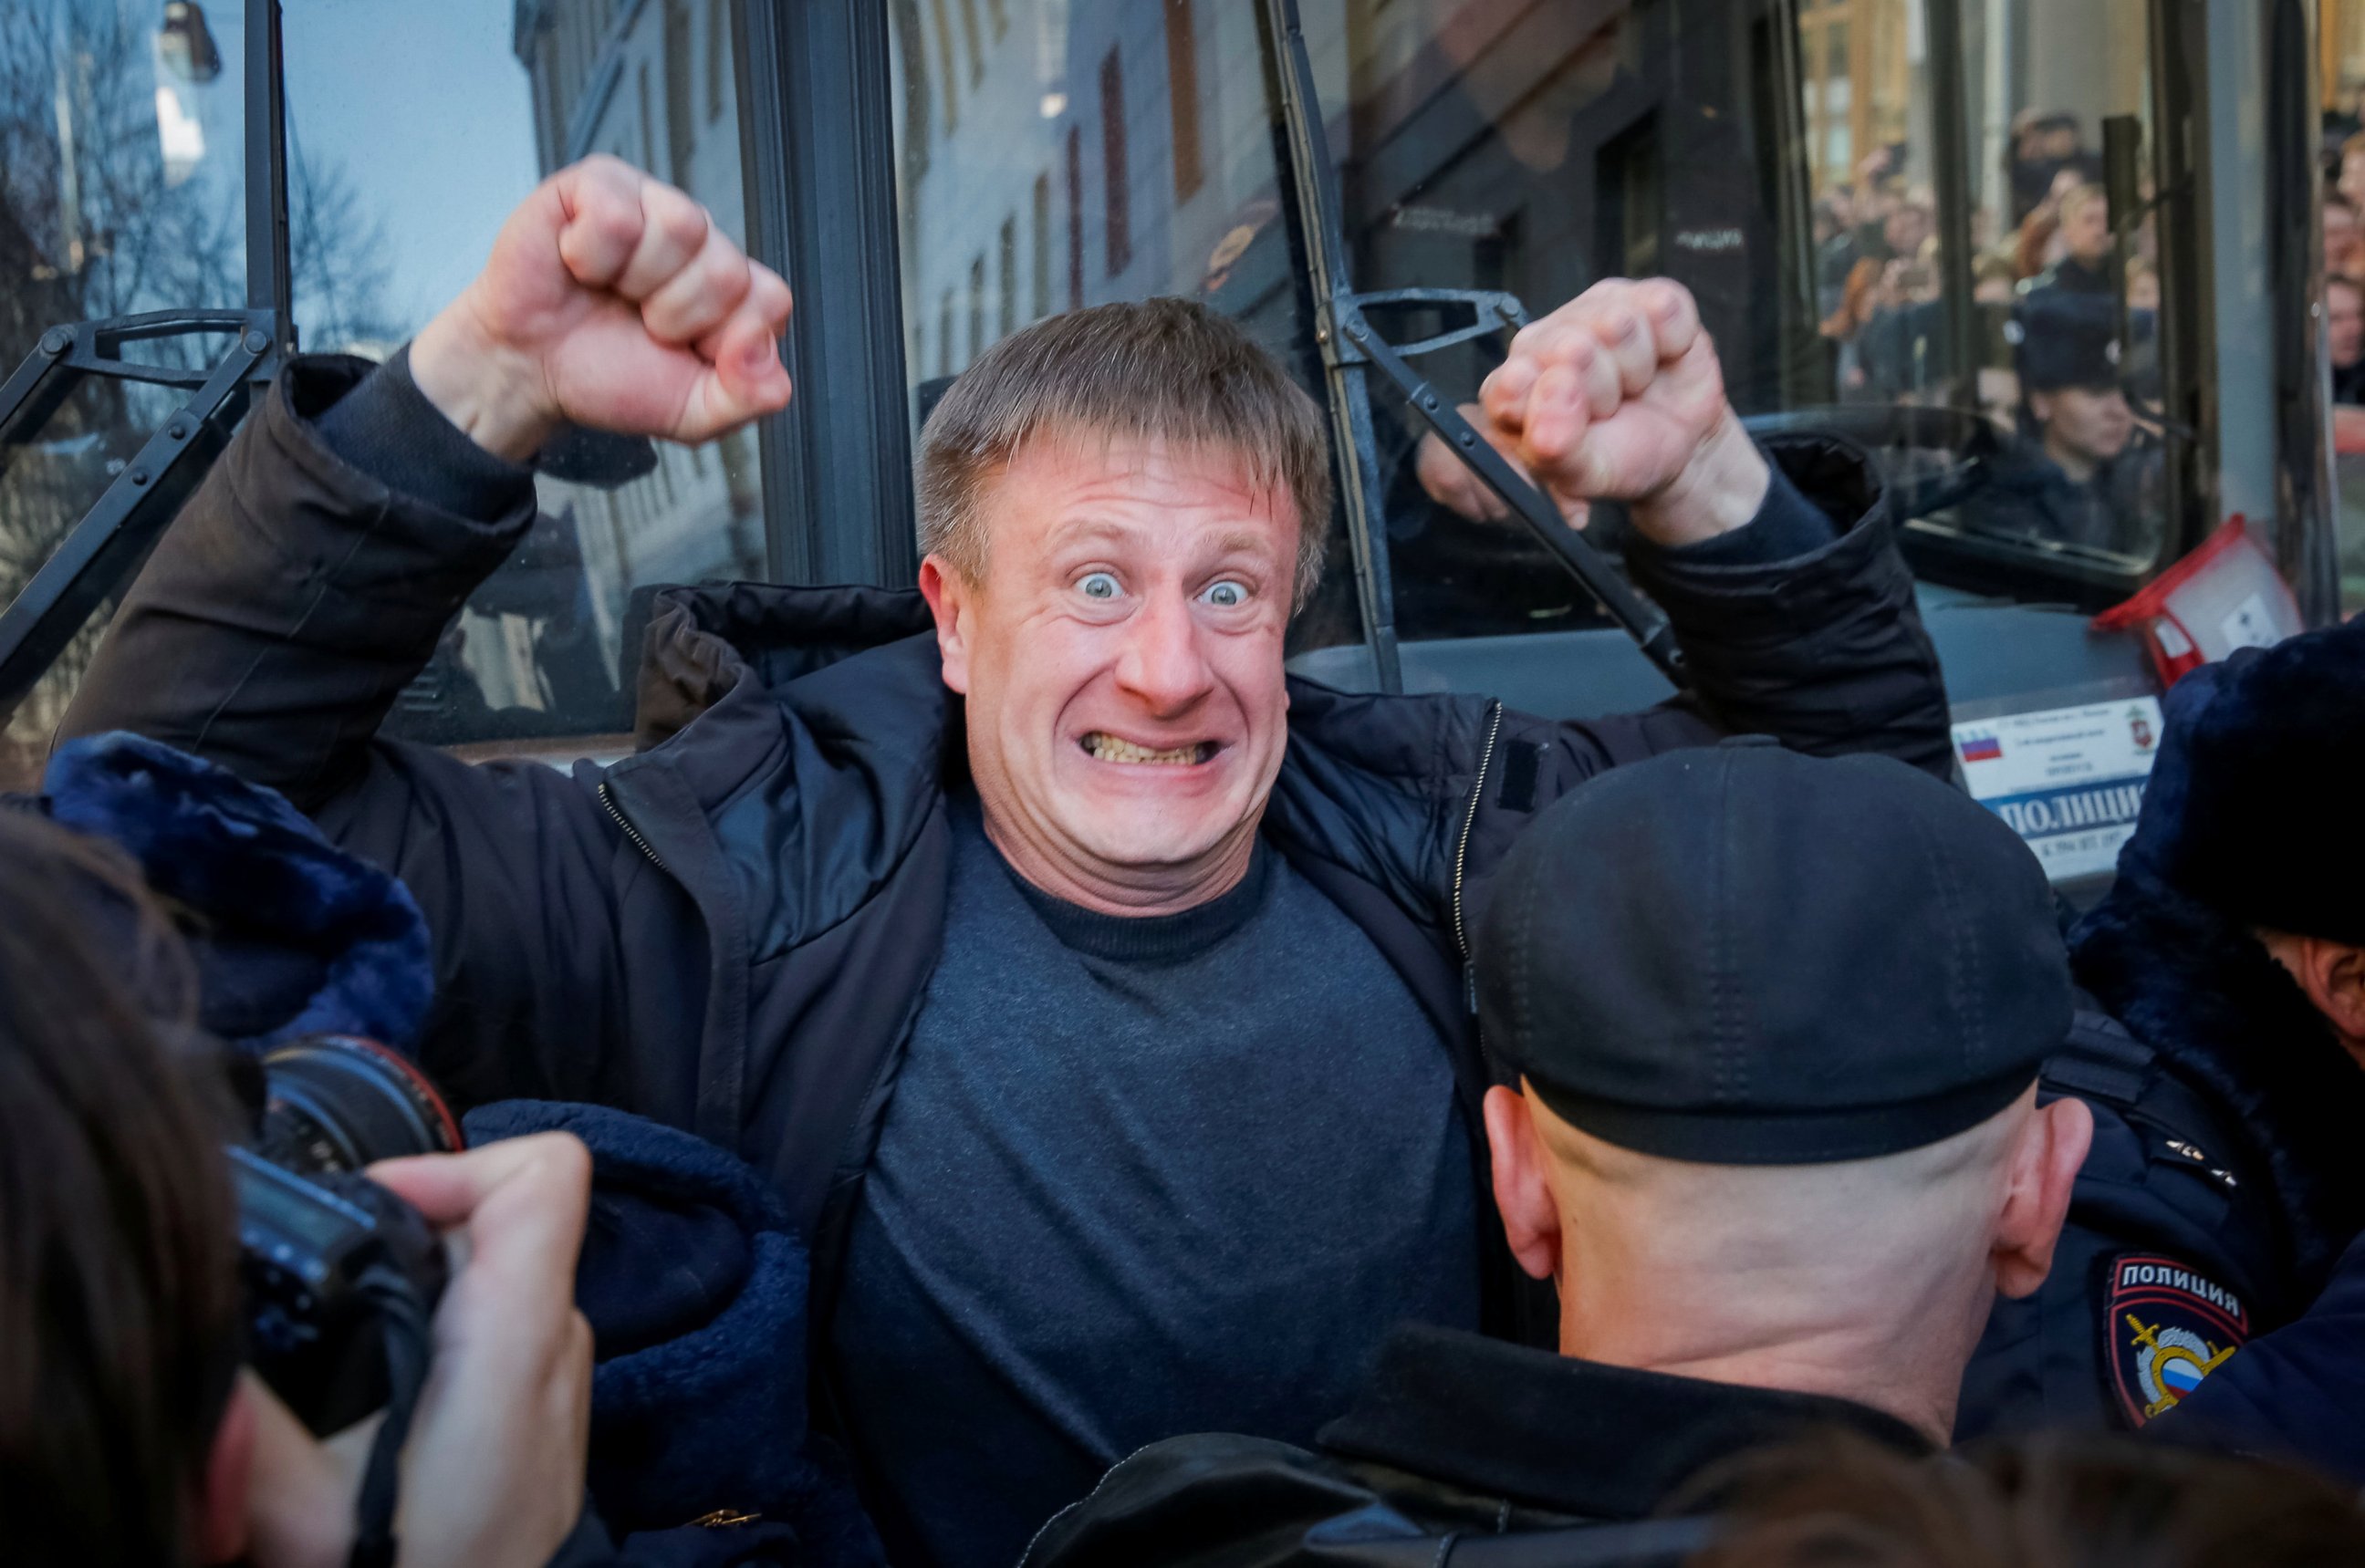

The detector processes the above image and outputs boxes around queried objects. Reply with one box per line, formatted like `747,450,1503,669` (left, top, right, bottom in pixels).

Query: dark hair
1675,1430,2365,1568
915,297,1333,609
0,811,236,1567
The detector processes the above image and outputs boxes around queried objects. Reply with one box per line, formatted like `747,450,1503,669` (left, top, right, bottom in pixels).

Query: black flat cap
2011,288,2122,392
1477,740,2069,1166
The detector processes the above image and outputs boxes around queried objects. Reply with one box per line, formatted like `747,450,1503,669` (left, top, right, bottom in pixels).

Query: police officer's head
2103,619,2365,1066
2012,290,2133,474
1474,742,2093,1443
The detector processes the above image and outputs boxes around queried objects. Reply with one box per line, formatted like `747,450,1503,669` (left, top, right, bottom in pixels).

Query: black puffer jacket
62,356,1951,1340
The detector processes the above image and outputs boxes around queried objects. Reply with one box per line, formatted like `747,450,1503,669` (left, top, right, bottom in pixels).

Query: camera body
233,1034,460,1435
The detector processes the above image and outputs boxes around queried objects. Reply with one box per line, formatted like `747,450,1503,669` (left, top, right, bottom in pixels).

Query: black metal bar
1352,287,1531,357
754,0,914,587
244,0,294,349
2266,0,2337,623
1918,0,1977,421
0,323,271,714
1760,0,1830,410
0,329,78,456
2148,0,2204,556
1257,0,1402,694
2101,115,2141,357
1339,313,1688,684
731,0,804,583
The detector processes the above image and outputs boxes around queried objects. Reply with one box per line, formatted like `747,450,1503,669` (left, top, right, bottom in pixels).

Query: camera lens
256,1033,463,1175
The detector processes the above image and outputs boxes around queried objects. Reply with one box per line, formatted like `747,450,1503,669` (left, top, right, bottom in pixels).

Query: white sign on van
1951,698,2164,882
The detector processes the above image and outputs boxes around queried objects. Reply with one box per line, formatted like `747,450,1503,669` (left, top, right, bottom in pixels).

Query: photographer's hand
369,1134,596,1568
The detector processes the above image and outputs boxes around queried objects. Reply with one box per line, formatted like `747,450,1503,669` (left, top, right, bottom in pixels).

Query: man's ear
1484,1084,1563,1283
1993,1095,2094,1300
918,555,973,695
196,1377,256,1563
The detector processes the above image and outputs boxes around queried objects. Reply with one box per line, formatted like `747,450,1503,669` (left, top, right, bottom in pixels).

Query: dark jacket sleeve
1617,432,1948,774
2153,1231,2365,1485
59,356,637,1110
1446,434,1951,934
1021,1435,1415,1568
1520,433,1946,774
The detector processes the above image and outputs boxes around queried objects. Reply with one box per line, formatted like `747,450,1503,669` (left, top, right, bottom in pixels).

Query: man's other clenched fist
411,156,795,461
1474,278,1767,547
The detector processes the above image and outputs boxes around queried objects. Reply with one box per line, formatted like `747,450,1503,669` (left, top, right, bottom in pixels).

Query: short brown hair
1676,1430,2365,1568
916,298,1332,609
2059,182,2110,222
0,812,235,1567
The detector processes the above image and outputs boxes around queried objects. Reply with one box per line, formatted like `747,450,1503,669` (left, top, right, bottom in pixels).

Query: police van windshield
889,0,2176,655
1,0,2197,762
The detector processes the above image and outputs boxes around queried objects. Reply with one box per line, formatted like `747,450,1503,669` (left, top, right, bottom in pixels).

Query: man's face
2033,384,2135,466
1885,203,1931,257
2330,285,2365,368
2327,205,2359,272
2062,198,2111,265
922,432,1297,909
2343,151,2365,212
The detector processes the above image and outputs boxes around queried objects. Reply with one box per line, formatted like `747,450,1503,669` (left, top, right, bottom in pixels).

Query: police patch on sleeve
2102,1252,2248,1428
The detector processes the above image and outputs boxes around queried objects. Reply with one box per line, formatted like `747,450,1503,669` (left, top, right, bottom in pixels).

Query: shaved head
1483,1081,2091,1440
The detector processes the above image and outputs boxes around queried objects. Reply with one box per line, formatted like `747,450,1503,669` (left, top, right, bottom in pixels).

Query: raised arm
1438,277,1948,774
57,159,792,1108
63,155,793,804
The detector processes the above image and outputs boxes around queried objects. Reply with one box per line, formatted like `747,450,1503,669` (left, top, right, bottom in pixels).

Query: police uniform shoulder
2043,1006,2157,1106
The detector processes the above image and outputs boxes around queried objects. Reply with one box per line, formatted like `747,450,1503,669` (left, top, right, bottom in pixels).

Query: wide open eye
1077,571,1120,600
1202,580,1247,608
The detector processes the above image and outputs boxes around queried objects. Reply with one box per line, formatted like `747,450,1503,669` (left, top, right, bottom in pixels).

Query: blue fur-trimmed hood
465,1100,881,1562
40,731,432,1052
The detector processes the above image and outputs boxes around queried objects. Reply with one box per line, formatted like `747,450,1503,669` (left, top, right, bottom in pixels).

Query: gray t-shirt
829,793,1480,1568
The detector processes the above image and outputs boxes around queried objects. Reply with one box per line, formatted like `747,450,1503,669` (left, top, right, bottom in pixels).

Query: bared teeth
1084,732,1204,765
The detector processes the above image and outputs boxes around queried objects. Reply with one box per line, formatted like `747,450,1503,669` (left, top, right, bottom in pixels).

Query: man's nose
1114,589,1216,714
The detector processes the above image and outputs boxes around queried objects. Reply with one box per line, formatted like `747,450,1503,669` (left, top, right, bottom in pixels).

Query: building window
1164,0,1203,201
998,214,1017,337
940,289,955,377
665,0,696,188
957,0,985,87
1032,171,1052,320
1066,124,1084,309
969,253,987,362
707,0,727,123
929,0,960,130
987,0,1008,42
638,61,656,170
1099,47,1130,277
890,0,932,178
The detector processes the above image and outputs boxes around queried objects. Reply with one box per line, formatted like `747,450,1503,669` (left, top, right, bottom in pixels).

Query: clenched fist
1447,278,1766,547
411,155,795,461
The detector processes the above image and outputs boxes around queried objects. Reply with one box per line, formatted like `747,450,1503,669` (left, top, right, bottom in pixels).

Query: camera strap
348,1265,433,1568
